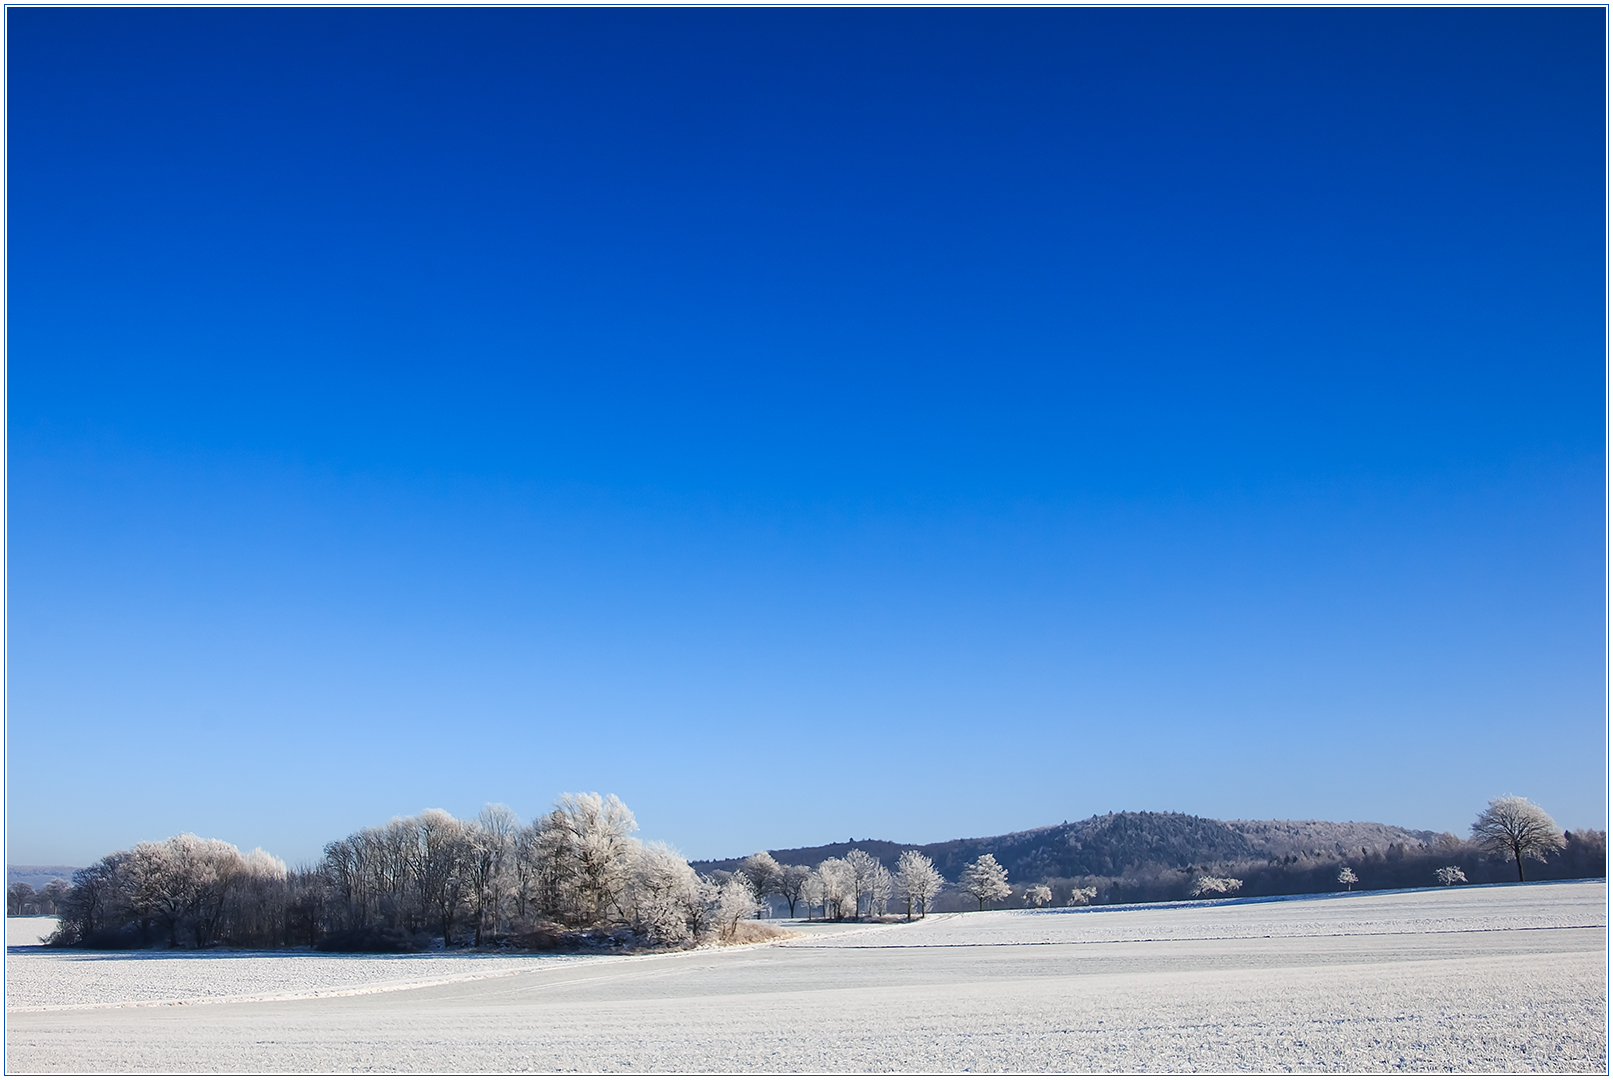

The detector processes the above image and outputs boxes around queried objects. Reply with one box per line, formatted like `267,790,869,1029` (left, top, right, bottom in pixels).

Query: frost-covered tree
738,852,783,912
1190,875,1242,898
959,854,1011,910
713,874,755,941
1337,866,1357,891
1024,884,1053,908
1068,885,1098,906
868,863,894,917
1471,795,1565,882
1434,866,1467,886
537,793,640,924
775,864,812,918
625,841,701,946
816,857,857,920
801,868,828,920
468,804,520,943
894,851,944,920
842,850,881,919
414,810,472,944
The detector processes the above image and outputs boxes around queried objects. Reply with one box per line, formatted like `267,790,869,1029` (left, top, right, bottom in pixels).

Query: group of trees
1026,796,1601,907
7,879,72,917
53,834,301,949
51,794,760,952
731,848,951,921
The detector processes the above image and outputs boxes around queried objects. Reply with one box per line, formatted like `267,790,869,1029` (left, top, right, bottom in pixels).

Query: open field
5,880,1605,1073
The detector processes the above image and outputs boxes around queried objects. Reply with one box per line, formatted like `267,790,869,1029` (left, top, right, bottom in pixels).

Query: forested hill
692,811,1441,882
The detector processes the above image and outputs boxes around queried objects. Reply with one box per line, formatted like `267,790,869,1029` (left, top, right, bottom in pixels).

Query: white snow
6,917,58,947
5,880,1605,1073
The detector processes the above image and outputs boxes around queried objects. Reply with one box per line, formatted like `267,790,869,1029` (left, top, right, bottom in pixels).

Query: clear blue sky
7,8,1605,867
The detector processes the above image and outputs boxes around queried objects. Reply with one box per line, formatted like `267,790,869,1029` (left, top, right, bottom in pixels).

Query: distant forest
694,810,1607,911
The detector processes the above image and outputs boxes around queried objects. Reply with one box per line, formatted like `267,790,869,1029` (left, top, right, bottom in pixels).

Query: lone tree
959,854,1012,911
1471,795,1565,882
1337,866,1357,891
1024,884,1053,908
1434,866,1467,886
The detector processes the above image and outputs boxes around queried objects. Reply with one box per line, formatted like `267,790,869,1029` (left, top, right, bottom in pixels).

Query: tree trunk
1515,846,1526,882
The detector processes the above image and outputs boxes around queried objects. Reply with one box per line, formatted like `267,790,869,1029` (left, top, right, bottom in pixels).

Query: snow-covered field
6,917,58,947
6,880,1605,1073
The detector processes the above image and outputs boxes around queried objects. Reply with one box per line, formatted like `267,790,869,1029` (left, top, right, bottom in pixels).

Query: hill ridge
691,810,1441,881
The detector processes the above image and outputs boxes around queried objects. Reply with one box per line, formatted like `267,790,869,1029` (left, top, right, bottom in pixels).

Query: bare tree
894,850,944,920
1471,795,1565,882
7,883,35,917
775,864,811,919
465,804,520,945
959,854,1011,910
1337,866,1357,891
1434,866,1467,886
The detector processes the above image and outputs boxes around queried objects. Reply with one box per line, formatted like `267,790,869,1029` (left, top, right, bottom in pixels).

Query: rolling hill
691,810,1442,883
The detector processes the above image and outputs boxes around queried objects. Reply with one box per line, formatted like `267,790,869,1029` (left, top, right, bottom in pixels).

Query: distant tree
894,851,944,920
1190,875,1242,898
959,854,1011,910
869,863,894,917
1337,866,1357,891
816,857,856,920
39,879,72,915
1068,886,1098,906
738,852,783,913
801,868,828,920
1024,884,1053,908
1471,795,1565,882
1434,866,1467,886
7,883,35,917
842,850,881,919
775,864,811,919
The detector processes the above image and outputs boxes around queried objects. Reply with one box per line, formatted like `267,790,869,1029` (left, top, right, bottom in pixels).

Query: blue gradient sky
7,8,1605,866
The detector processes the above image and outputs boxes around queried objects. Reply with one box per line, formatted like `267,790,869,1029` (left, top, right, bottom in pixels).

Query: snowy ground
5,880,1605,1073
6,917,58,947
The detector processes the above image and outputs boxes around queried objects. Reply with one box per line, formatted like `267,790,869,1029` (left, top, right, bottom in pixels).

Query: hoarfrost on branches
1190,875,1242,898
894,851,944,920
1471,795,1565,882
959,854,1012,910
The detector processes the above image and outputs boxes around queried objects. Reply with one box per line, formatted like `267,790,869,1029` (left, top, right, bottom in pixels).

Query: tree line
38,794,1601,949
50,794,760,952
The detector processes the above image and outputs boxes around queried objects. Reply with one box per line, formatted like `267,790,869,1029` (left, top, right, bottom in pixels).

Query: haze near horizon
6,8,1604,867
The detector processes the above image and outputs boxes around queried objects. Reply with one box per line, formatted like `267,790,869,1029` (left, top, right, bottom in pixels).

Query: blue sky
7,8,1605,867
